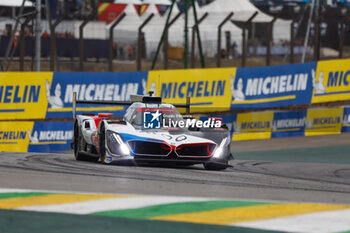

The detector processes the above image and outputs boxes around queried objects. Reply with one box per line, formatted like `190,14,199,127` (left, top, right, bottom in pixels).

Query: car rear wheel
99,124,107,163
73,121,98,162
73,121,85,160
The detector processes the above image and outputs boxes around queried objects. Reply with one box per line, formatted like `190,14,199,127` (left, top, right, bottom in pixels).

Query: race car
72,93,233,170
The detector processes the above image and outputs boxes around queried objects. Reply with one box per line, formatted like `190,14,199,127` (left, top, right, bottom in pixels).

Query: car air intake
128,141,171,157
175,143,216,158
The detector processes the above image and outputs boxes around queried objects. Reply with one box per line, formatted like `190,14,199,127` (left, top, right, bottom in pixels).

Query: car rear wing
72,92,190,118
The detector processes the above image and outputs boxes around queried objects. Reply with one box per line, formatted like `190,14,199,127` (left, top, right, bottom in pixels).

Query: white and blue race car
72,94,233,170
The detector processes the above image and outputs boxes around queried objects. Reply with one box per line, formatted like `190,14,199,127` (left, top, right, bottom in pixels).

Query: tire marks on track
1,153,350,195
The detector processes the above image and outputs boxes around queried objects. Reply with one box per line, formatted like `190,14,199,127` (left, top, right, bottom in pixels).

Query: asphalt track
0,133,350,204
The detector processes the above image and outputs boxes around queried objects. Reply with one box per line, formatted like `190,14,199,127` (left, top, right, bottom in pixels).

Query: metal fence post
217,12,233,67
191,12,208,68
79,16,93,71
191,0,205,68
137,13,154,71
266,17,277,66
290,21,295,64
151,0,176,70
48,14,65,71
1,0,26,71
163,12,181,70
240,12,258,68
109,12,126,72
20,13,37,71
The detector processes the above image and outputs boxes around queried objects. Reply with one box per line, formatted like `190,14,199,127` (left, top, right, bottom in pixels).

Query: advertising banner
156,4,170,16
200,114,237,140
305,107,344,136
0,72,53,120
233,112,274,141
231,63,316,110
311,59,350,104
46,72,148,119
0,121,73,153
271,110,306,138
134,4,149,16
342,107,350,133
2,59,350,121
148,68,234,113
97,3,127,24
28,121,73,152
0,121,34,152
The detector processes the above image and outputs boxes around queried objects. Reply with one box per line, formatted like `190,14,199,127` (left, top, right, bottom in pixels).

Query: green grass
0,192,54,200
93,200,272,219
0,209,286,233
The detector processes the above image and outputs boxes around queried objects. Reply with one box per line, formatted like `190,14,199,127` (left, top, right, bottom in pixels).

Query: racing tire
73,121,99,162
99,124,107,164
203,147,231,171
73,121,84,161
203,160,228,171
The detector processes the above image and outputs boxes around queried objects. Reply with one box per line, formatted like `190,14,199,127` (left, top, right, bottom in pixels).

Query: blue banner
230,62,316,110
28,121,73,152
220,114,237,138
272,110,306,138
342,107,350,133
45,72,148,119
200,114,237,139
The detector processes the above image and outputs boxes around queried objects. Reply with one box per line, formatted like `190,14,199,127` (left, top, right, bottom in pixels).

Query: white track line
17,196,213,214
233,208,350,233
0,188,34,193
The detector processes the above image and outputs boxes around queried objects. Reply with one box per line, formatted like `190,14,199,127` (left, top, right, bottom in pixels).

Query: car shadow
108,160,204,170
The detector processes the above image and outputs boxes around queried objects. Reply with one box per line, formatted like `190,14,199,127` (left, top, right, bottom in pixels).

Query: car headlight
106,131,130,156
213,137,228,158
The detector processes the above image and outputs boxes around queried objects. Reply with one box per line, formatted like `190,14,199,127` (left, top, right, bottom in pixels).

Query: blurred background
0,0,349,72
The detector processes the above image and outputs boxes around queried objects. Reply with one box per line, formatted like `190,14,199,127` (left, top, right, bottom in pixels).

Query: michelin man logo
312,69,326,94
28,130,39,143
142,79,147,95
230,75,245,101
149,82,156,94
343,114,349,126
306,118,313,129
46,80,64,109
272,121,277,132
233,122,240,134
142,79,157,95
